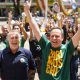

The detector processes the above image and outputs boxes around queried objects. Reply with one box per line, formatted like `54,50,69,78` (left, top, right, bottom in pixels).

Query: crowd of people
0,1,80,80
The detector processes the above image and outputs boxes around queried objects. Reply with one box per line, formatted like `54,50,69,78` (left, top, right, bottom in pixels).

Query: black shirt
0,47,36,80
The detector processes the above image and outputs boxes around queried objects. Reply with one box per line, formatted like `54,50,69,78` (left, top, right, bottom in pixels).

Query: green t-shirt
20,37,25,47
0,39,9,50
0,42,6,50
38,35,75,80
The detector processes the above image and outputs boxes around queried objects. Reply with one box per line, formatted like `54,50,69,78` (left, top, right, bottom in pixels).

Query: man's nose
53,36,56,39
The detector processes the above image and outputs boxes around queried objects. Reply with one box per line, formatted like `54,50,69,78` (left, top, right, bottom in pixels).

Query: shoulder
39,35,50,44
19,48,32,56
20,48,31,53
65,40,74,48
0,48,10,58
61,44,66,49
0,48,10,54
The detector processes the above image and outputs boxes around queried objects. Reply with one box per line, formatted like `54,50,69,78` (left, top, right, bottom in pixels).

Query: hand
78,24,80,29
8,11,13,20
34,72,40,80
24,1,31,13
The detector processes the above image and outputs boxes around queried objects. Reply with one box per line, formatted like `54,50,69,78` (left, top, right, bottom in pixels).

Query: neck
11,48,19,54
12,50,17,54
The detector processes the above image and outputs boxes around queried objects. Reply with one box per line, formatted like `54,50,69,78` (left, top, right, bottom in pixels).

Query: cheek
18,41,20,44
8,40,12,44
50,38,53,42
58,38,63,42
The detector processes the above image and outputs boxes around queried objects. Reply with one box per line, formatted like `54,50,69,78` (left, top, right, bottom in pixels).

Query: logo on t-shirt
46,49,63,76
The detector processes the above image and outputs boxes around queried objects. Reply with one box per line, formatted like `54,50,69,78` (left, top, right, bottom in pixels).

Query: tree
12,0,20,19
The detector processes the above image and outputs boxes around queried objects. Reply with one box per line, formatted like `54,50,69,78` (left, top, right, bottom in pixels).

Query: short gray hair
50,27,64,36
7,30,21,41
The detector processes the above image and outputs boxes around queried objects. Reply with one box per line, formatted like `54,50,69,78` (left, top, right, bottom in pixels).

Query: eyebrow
10,35,19,38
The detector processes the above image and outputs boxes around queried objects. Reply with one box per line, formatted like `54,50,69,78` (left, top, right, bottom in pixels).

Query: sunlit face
50,29,63,48
2,26,8,35
13,26,21,33
78,23,80,27
52,3,60,13
68,32,74,38
8,33,20,53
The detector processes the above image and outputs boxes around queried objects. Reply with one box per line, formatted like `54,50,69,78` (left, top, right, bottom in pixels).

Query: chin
53,46,58,48
12,47,18,50
52,45,60,48
11,46,19,50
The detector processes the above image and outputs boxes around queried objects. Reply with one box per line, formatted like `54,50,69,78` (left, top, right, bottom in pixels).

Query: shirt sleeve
28,51,36,70
66,40,75,56
38,35,50,51
0,50,2,68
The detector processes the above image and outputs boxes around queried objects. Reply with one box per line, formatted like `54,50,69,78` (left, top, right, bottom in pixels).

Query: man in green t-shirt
24,1,80,80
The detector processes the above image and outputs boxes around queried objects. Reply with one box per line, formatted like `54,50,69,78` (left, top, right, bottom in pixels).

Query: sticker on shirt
20,57,28,65
46,49,63,76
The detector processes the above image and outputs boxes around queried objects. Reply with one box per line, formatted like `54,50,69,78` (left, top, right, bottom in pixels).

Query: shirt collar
6,47,22,54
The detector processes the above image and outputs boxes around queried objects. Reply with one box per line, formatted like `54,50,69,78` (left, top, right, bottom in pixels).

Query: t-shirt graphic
46,49,63,76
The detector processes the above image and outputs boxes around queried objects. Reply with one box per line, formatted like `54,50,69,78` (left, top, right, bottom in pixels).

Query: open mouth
52,41,57,44
12,43,18,46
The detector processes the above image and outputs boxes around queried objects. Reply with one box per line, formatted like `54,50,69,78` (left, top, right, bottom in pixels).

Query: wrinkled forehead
8,32,20,38
2,25,8,29
10,33,19,37
50,29,62,34
13,25,20,29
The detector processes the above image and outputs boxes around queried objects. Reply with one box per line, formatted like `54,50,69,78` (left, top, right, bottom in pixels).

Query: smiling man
0,30,36,80
24,1,80,80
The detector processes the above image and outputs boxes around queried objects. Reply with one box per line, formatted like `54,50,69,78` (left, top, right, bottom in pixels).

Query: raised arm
8,11,13,32
72,24,80,48
24,1,42,41
19,22,28,40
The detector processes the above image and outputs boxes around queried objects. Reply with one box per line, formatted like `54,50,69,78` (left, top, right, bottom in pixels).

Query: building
0,0,79,18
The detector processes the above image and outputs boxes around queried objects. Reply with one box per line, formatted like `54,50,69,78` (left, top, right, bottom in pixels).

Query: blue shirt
0,47,36,80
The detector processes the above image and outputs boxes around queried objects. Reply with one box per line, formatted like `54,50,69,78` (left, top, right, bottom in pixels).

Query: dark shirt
29,39,42,58
0,47,36,80
70,50,80,80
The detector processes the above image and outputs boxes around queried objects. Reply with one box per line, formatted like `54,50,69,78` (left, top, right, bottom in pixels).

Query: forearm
20,25,28,40
29,28,33,41
8,19,12,32
24,3,41,41
72,29,80,48
8,11,13,31
58,0,72,16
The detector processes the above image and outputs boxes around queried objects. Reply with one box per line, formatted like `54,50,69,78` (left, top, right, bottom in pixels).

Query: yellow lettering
56,58,62,68
53,59,57,67
46,63,51,74
50,67,58,76
50,50,56,59
46,50,63,76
